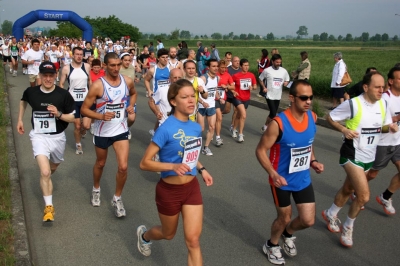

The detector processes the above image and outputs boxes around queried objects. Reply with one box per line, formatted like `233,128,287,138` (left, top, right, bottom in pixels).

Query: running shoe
229,125,233,133
202,147,213,156
231,129,238,139
75,144,83,155
350,193,364,210
9,68,12,74
238,134,244,143
137,225,152,256
91,191,101,207
321,209,341,233
12,71,17,77
111,198,126,218
281,235,297,257
43,205,55,222
262,243,285,265
376,194,395,215
90,123,94,135
340,226,353,247
128,130,132,140
215,138,223,147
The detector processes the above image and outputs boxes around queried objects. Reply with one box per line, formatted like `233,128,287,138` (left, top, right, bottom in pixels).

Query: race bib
288,145,312,174
33,111,56,133
272,78,283,90
85,52,91,58
71,88,88,102
33,60,41,68
207,87,216,99
217,87,226,99
157,79,170,90
359,127,381,149
106,103,125,123
150,62,156,67
240,78,251,90
11,51,18,56
182,137,202,169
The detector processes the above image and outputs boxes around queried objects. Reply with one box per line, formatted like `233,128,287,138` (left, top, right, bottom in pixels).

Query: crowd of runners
5,34,400,265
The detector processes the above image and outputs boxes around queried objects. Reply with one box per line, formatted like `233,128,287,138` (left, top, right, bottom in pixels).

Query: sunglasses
295,95,313,101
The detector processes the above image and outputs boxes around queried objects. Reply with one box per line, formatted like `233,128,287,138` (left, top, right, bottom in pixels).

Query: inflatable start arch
12,10,93,41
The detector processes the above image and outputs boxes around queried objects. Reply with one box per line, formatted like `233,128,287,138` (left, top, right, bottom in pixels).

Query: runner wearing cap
17,61,75,222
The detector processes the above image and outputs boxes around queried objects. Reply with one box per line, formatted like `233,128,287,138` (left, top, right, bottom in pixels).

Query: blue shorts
198,107,216,117
75,102,95,118
93,131,129,149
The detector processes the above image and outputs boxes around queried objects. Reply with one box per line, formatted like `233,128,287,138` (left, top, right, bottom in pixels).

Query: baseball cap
39,61,56,74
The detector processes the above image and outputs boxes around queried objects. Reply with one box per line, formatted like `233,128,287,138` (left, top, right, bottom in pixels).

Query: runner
259,54,290,132
45,44,62,83
223,56,241,131
183,60,207,122
17,61,75,222
198,59,218,155
137,79,213,265
59,47,92,154
19,42,29,75
1,39,11,72
322,72,397,247
81,52,137,218
365,66,400,215
256,80,324,265
21,38,45,87
215,59,234,147
168,47,183,70
231,59,257,142
10,37,20,77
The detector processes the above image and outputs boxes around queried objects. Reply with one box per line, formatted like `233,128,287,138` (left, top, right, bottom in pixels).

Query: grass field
138,40,400,97
0,65,15,265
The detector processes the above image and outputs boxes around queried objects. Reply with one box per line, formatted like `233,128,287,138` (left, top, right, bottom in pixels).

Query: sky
1,0,399,38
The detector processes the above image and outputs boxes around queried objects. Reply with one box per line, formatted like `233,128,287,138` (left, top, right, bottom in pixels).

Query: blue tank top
153,65,170,94
269,109,316,191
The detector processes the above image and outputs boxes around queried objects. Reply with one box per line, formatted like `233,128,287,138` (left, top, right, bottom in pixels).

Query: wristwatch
57,111,63,119
198,167,206,174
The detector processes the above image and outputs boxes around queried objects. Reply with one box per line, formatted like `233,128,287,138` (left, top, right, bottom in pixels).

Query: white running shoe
321,209,341,233
91,191,101,207
202,147,213,156
111,198,126,218
75,144,83,155
215,138,223,147
12,71,17,77
376,194,395,215
128,130,132,140
262,243,285,265
137,225,152,256
340,226,353,247
238,134,244,143
281,235,297,257
9,68,13,74
231,129,238,139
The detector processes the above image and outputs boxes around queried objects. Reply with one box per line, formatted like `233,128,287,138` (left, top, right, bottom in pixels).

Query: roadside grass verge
0,65,15,265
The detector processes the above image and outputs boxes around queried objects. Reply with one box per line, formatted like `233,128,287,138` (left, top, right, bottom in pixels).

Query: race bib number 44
106,103,125,122
289,145,312,174
33,111,56,133
182,137,202,169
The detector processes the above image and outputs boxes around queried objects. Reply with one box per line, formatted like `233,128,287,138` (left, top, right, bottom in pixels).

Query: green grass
138,40,400,97
0,64,15,265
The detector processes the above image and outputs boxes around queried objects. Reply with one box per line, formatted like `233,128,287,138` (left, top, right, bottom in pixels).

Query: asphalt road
7,69,400,266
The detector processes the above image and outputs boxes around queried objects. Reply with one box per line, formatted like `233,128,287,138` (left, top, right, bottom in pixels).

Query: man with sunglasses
256,80,324,265
259,54,290,133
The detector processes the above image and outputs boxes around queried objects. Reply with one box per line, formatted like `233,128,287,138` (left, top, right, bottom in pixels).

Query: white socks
328,203,342,217
43,195,53,206
343,216,355,228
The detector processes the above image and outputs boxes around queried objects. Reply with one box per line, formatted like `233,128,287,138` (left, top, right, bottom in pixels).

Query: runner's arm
144,67,154,94
58,66,68,89
17,101,28,135
81,80,114,121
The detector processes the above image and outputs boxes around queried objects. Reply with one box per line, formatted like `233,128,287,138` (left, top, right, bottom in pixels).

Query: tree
345,33,353,42
266,32,275,41
239,33,247,40
233,35,239,40
374,33,381,41
313,34,319,41
180,30,191,39
203,34,208,40
194,35,199,39
149,33,155,39
211,32,222,40
255,34,261,40
338,35,343,41
296,26,308,38
1,20,13,35
223,34,229,40
280,36,285,40
319,32,328,41
170,29,180,40
382,33,389,41
247,33,255,40
49,22,81,38
141,33,149,40
328,34,336,41
361,32,369,42
393,35,398,41
228,32,234,39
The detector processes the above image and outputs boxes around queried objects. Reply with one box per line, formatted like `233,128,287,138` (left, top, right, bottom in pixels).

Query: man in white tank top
81,52,137,218
168,47,183,70
59,47,92,155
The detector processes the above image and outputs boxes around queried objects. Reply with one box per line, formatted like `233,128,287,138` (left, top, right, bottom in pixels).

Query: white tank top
68,63,89,102
94,74,129,137
168,59,179,69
